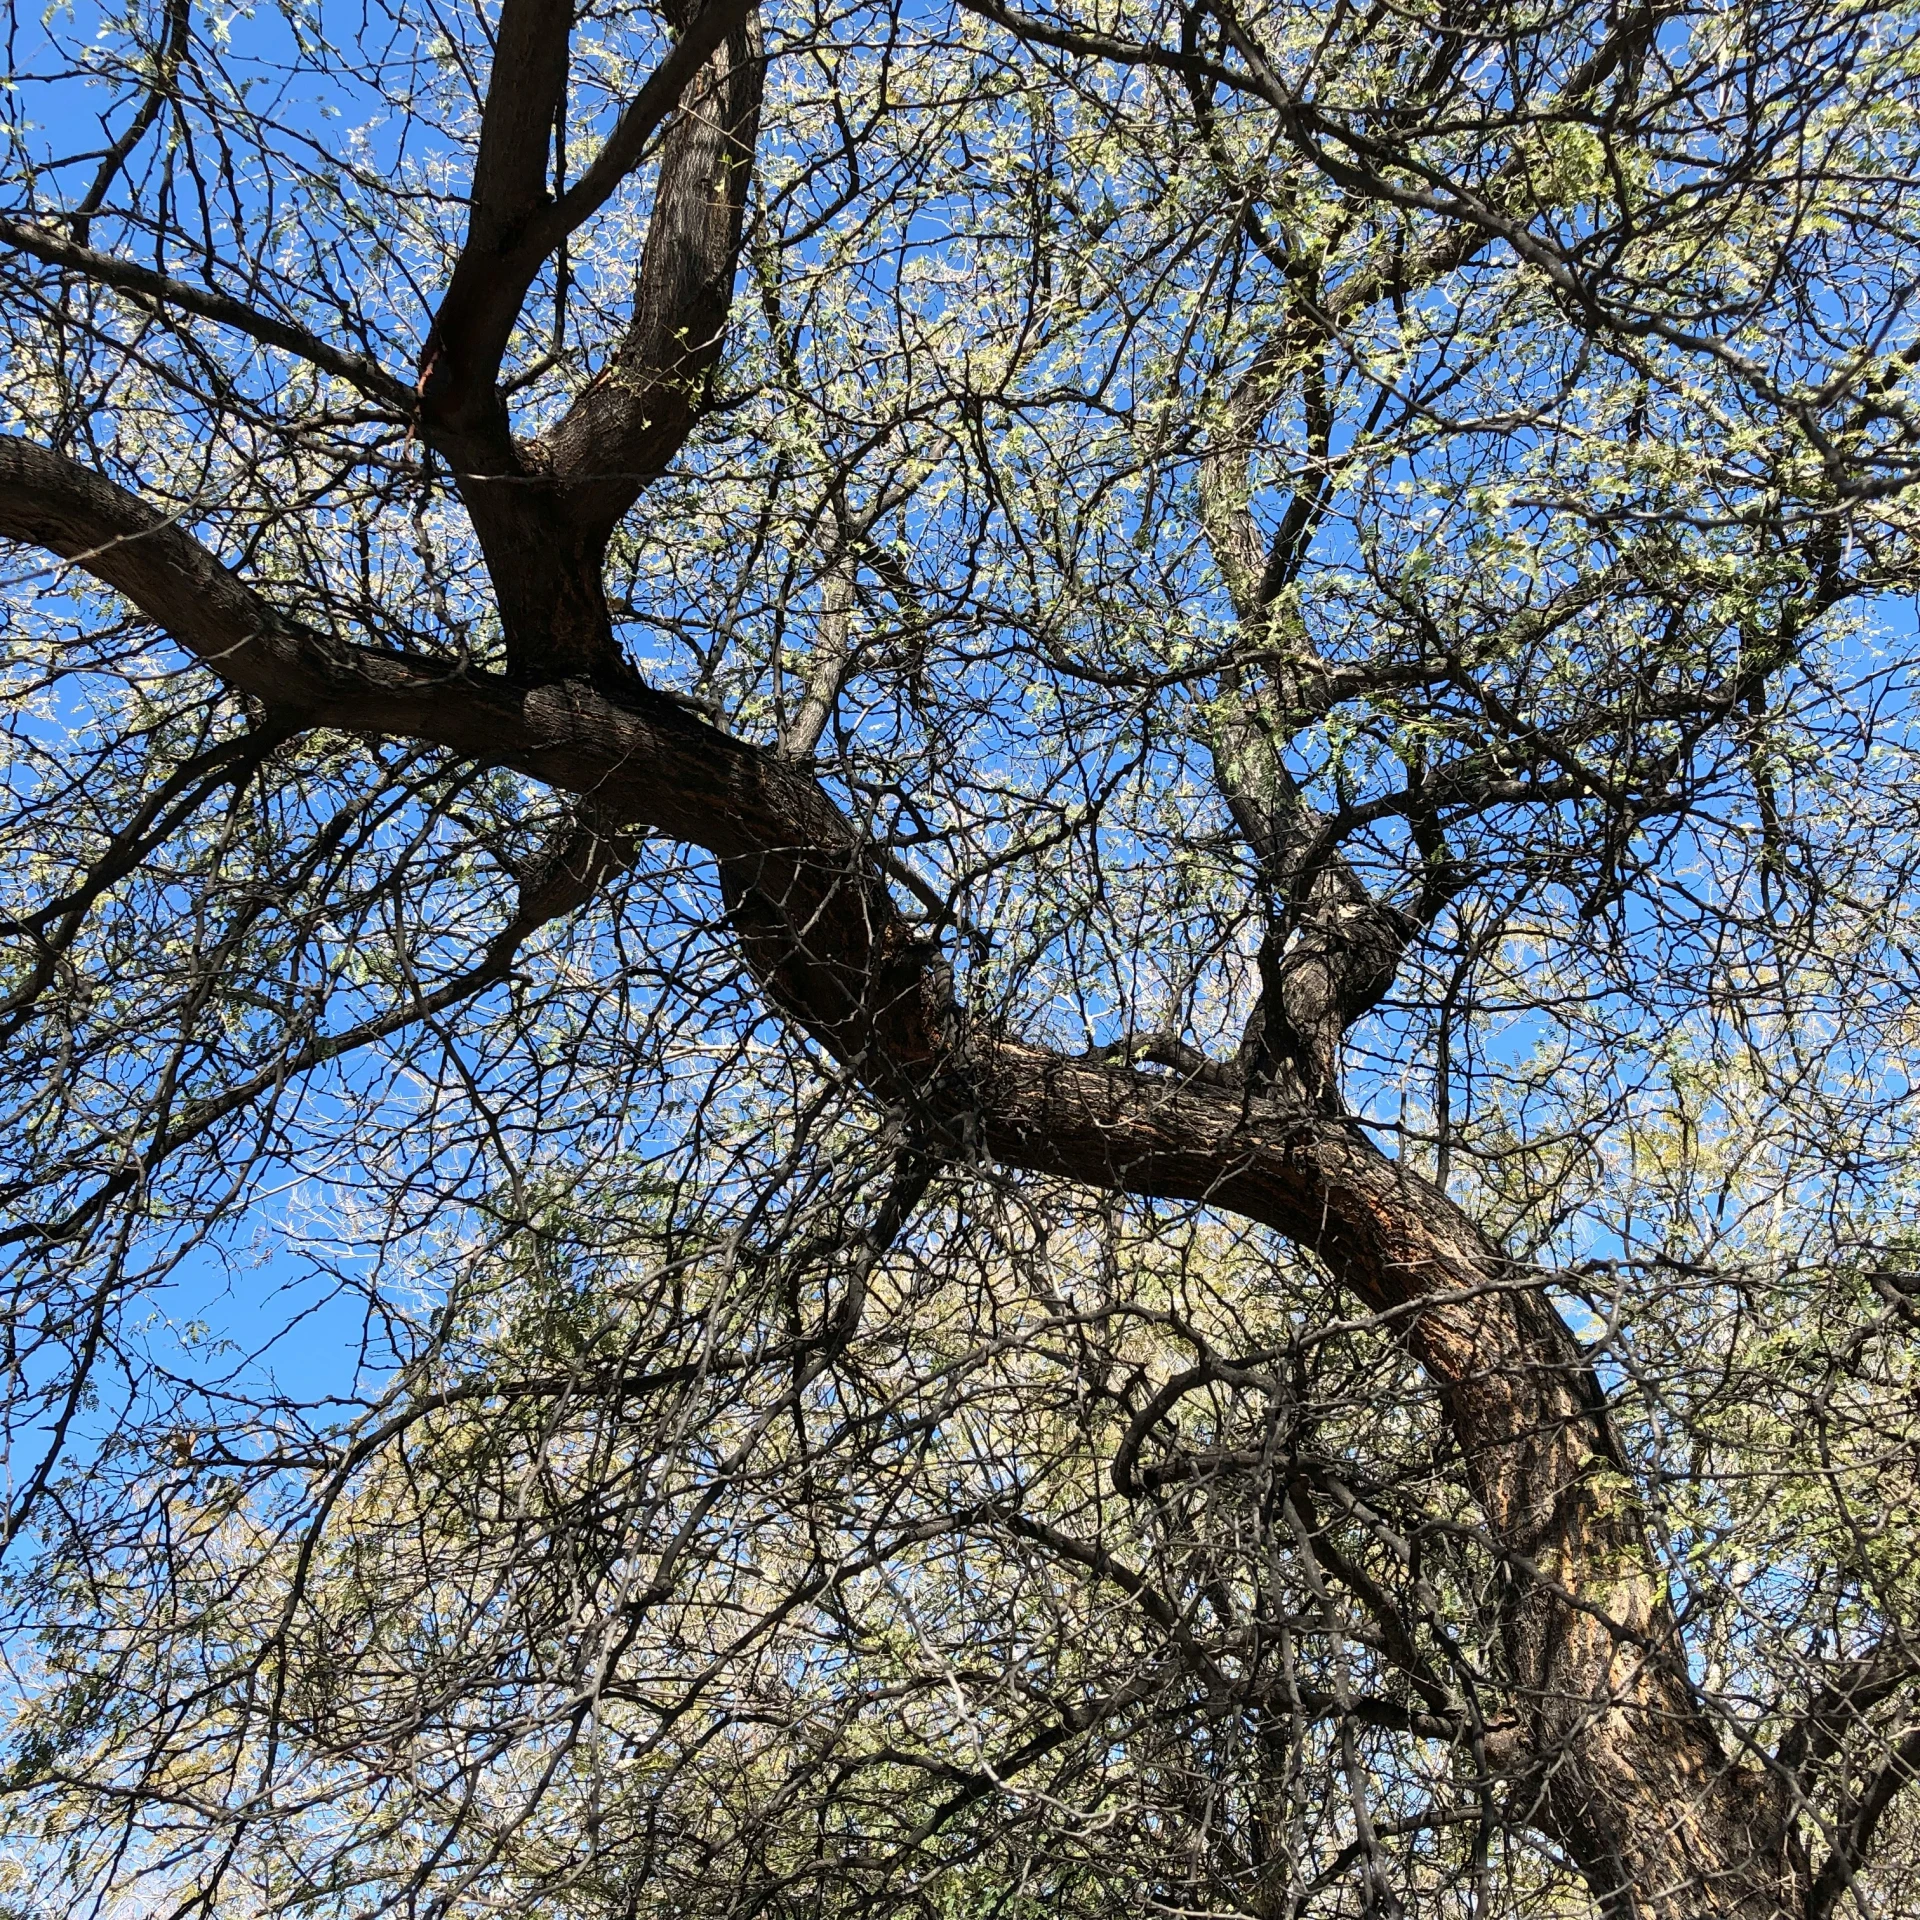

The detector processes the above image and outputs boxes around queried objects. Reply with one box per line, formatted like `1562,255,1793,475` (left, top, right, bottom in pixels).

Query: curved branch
0,215,412,405
1779,1641,1920,1780
0,435,946,1083
0,434,1792,1912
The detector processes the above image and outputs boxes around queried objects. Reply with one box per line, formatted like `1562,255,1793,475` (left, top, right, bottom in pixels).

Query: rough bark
414,0,765,685
1175,237,1806,1914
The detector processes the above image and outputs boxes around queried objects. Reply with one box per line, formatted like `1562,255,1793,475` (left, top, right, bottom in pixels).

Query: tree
3,0,1920,1910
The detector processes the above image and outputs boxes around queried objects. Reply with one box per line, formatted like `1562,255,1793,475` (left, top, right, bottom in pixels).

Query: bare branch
0,216,411,404
70,0,192,247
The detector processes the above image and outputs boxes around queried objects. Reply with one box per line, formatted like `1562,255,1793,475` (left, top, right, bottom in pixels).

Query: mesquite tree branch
0,428,1801,1911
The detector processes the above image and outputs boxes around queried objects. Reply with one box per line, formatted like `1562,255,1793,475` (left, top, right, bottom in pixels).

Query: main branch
0,435,1804,1917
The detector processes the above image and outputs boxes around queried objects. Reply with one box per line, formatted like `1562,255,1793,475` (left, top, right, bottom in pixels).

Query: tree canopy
4,0,1920,1912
